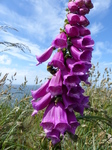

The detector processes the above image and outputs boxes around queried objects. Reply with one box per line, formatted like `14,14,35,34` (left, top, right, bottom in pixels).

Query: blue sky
0,0,112,85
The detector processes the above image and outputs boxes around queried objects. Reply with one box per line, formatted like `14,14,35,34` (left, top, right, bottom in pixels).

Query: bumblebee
47,65,57,75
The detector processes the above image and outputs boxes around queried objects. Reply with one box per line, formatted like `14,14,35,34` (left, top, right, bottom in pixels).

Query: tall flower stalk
31,0,94,145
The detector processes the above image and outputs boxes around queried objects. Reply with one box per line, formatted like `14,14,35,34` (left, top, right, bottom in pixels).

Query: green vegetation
0,64,112,150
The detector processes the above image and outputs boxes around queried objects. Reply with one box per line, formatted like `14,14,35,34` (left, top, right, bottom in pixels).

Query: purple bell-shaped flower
66,58,91,75
71,35,94,49
62,93,82,111
66,110,80,134
36,46,54,66
70,46,92,61
40,101,55,133
46,129,60,145
67,13,80,25
67,85,84,98
62,68,81,86
47,70,63,96
78,25,91,36
84,0,94,9
31,80,50,100
79,15,90,27
31,92,52,113
65,24,79,37
52,32,67,49
73,95,89,115
75,0,85,7
78,6,90,15
48,50,65,70
68,1,78,13
54,101,70,134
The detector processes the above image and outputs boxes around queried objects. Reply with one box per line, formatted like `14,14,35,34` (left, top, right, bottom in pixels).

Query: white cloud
90,0,111,15
94,0,111,10
103,42,112,54
0,54,11,65
29,0,67,39
93,42,103,57
89,22,103,35
103,62,112,66
92,41,112,64
92,42,105,65
94,41,112,55
0,0,67,42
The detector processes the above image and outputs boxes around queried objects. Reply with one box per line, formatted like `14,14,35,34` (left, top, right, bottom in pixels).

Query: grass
0,64,112,150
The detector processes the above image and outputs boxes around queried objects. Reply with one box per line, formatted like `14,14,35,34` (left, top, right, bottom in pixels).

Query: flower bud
67,13,80,25
65,24,79,37
68,1,78,13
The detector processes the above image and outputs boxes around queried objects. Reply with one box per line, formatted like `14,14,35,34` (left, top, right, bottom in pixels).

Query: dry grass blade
0,42,31,53
0,25,18,32
0,73,9,85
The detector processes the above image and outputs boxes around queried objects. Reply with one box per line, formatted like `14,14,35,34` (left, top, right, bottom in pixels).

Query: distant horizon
3,83,41,86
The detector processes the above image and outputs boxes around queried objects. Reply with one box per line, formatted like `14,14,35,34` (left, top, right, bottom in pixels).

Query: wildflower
71,35,94,49
75,0,85,7
78,6,90,15
47,70,63,96
67,85,84,98
84,0,94,9
78,25,91,36
62,68,81,86
67,13,80,25
31,0,94,145
31,80,50,100
66,110,80,134
52,32,67,49
48,50,65,70
79,15,90,27
73,95,89,115
66,58,91,75
41,101,70,142
68,1,78,13
65,24,79,37
31,93,52,113
40,101,55,133
46,129,60,145
70,46,92,61
54,101,70,134
79,74,90,84
62,93,82,111
36,46,54,66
